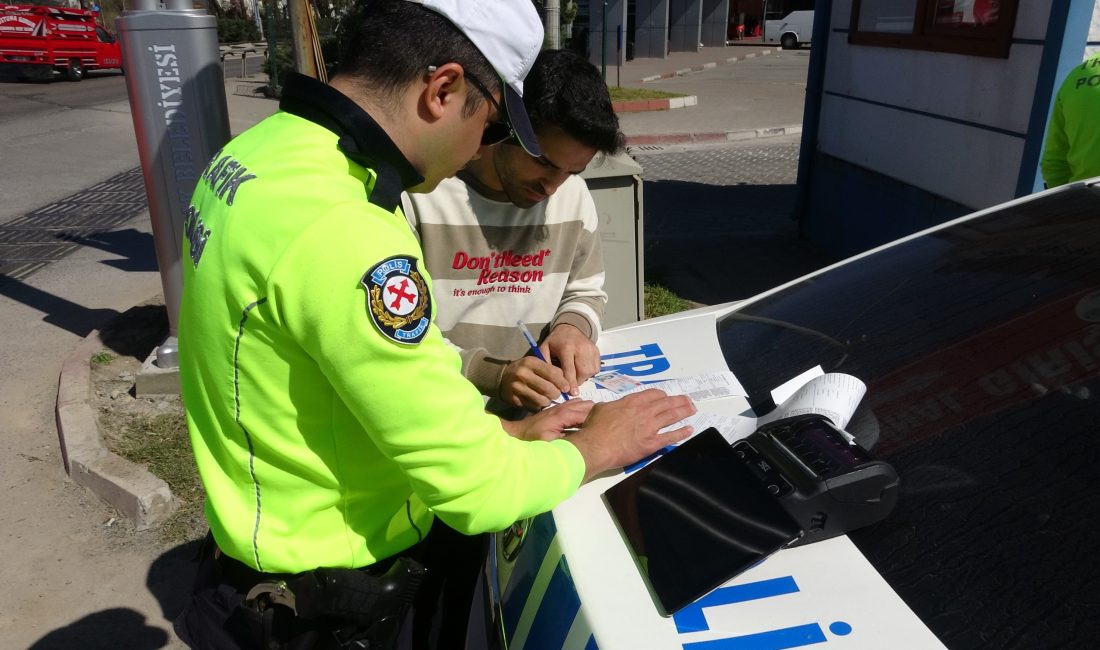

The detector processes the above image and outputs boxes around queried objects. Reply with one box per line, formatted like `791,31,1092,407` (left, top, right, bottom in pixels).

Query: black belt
213,545,299,594
203,535,428,649
212,543,402,595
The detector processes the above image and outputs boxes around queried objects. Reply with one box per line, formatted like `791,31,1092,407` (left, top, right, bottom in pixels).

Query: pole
761,0,768,41
116,0,231,368
252,0,264,41
616,24,622,87
266,0,278,90
601,2,607,81
287,0,318,78
545,0,560,49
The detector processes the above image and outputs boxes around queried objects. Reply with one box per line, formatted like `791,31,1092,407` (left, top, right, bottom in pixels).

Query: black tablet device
603,428,803,616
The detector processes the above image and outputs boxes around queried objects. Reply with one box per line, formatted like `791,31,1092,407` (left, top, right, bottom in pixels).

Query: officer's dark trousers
173,520,492,650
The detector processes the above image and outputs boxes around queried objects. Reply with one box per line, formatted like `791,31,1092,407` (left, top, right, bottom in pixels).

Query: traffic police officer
173,1,696,647
1041,52,1100,188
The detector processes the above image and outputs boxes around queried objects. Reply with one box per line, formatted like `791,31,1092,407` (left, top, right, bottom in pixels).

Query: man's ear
421,62,465,120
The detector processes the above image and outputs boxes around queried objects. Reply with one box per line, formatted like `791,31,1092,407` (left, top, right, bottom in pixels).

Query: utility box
582,152,644,328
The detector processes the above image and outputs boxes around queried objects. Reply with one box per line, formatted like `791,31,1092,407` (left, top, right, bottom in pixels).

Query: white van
764,9,814,49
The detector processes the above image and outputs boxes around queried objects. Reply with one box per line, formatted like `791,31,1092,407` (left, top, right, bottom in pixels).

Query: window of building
849,0,1018,58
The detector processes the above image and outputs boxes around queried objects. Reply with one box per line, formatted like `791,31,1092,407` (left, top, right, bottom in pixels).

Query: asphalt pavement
2,45,837,648
614,43,809,145
610,44,834,305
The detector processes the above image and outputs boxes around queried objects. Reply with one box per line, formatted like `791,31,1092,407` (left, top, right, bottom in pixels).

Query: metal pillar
546,0,561,48
116,0,231,368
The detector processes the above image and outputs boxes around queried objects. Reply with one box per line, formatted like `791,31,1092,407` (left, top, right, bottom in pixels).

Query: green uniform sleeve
270,203,585,534
1041,94,1071,188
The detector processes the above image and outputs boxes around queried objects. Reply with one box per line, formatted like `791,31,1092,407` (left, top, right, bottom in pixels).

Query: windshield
717,185,1100,648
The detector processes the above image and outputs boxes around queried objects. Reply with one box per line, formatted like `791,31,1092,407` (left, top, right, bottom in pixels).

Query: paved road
617,48,810,137
0,56,269,226
0,73,136,225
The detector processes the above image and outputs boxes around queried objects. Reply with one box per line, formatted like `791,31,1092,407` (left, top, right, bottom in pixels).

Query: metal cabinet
582,152,644,328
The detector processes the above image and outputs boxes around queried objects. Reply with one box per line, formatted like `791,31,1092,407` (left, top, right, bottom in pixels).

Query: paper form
758,369,866,430
659,411,757,444
577,371,747,403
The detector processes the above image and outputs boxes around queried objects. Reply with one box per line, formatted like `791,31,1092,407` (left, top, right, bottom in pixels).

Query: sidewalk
616,42,778,84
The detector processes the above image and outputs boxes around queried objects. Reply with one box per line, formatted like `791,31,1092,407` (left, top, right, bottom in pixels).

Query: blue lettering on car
600,343,670,377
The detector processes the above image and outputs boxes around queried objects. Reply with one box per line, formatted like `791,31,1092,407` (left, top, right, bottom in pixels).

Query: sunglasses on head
464,72,517,146
427,65,516,147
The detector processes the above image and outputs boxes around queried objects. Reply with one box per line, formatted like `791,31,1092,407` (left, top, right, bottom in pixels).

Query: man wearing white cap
172,1,695,648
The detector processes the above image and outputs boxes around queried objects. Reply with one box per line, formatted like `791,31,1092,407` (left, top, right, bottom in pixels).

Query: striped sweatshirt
403,173,607,397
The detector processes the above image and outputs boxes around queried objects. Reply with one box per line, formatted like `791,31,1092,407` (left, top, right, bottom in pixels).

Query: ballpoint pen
517,320,570,401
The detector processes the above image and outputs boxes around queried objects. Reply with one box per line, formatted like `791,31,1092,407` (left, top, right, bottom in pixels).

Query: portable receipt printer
733,413,899,547
604,417,900,616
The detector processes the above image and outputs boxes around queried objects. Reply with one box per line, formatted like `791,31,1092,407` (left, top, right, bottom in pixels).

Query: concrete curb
624,123,802,147
56,328,177,531
612,95,698,113
639,48,777,83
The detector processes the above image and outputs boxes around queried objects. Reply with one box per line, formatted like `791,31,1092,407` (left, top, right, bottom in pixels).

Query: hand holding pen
517,320,571,402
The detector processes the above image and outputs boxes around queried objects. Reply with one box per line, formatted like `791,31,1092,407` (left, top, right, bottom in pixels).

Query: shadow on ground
643,180,836,305
0,222,157,339
28,540,200,650
98,301,168,359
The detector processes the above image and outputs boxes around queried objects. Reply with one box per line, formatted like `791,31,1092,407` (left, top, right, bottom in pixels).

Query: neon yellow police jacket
179,73,585,574
1041,53,1100,188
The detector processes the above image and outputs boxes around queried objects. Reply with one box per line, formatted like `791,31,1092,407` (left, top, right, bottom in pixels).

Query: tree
562,0,577,25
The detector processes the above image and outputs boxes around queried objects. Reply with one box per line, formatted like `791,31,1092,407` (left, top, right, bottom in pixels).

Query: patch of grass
644,283,698,319
608,86,685,101
90,351,115,366
112,411,205,544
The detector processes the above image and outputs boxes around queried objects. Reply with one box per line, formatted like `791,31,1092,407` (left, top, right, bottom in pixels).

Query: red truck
0,4,122,81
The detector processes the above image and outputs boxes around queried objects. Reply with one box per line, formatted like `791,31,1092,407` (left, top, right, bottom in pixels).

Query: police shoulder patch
362,255,432,345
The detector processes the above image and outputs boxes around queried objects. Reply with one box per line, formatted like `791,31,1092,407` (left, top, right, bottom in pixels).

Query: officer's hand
540,323,601,397
566,389,696,483
500,356,571,411
501,400,594,441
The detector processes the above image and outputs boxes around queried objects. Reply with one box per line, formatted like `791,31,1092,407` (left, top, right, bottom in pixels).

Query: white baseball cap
406,0,544,157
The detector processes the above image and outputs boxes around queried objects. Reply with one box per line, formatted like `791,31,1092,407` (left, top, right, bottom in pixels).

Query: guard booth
581,152,645,328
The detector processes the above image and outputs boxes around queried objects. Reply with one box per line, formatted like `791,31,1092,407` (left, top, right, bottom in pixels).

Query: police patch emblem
362,256,432,345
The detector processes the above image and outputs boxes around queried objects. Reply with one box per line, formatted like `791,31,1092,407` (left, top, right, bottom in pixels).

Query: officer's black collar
278,72,424,212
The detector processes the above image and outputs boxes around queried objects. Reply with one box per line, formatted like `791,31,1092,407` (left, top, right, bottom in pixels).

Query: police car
490,178,1100,649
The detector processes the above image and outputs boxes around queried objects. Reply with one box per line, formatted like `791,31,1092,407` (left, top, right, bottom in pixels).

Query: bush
262,43,294,86
217,17,259,44
98,0,124,35
259,36,339,85
320,34,339,75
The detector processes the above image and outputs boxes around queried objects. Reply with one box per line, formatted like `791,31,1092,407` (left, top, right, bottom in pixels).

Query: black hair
524,48,624,155
333,0,498,118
